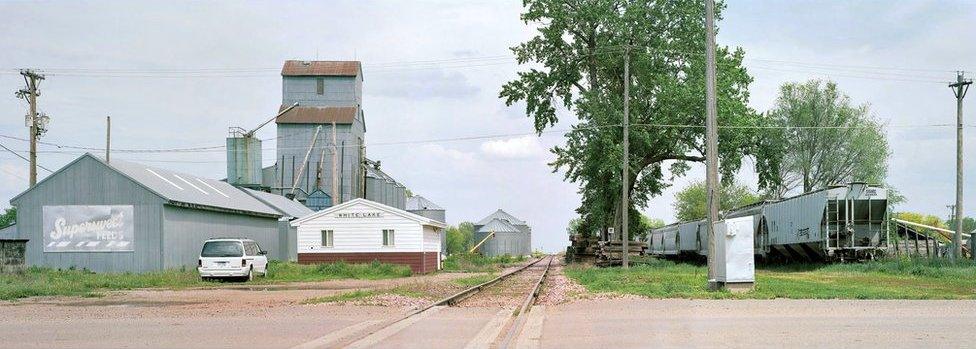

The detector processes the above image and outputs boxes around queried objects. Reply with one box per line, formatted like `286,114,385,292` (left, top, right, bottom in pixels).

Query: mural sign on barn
42,205,134,252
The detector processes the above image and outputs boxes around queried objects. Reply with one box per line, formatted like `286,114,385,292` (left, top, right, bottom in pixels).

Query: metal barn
9,154,311,272
472,209,532,257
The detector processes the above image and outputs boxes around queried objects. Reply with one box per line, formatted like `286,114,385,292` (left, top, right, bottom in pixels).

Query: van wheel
245,267,254,282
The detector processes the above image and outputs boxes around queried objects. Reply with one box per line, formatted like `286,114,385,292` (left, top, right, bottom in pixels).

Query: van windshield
201,241,244,257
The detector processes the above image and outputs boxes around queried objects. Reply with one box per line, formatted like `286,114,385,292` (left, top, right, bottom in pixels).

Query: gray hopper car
649,182,889,262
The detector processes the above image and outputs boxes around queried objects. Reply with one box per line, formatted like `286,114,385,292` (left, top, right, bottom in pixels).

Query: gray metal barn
9,154,311,273
473,209,532,257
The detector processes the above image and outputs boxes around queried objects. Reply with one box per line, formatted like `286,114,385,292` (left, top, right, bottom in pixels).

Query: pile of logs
566,234,599,263
566,234,646,266
594,240,647,266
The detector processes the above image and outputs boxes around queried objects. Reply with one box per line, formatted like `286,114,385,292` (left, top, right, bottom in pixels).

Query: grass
441,253,528,273
259,260,412,282
0,260,412,301
564,257,976,300
451,273,497,287
302,287,428,304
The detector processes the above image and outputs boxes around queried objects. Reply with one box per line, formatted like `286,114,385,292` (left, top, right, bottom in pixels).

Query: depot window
320,230,333,247
382,229,395,247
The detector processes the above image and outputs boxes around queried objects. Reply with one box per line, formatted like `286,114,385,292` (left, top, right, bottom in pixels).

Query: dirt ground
6,259,972,348
0,271,489,349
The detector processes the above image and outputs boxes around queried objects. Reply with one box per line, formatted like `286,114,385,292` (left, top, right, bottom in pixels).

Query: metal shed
9,154,309,272
472,209,532,257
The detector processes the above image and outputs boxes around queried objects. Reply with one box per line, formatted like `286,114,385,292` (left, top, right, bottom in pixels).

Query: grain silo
226,127,262,188
472,209,532,257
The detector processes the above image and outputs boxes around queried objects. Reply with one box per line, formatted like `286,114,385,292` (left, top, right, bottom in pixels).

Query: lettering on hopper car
335,212,383,218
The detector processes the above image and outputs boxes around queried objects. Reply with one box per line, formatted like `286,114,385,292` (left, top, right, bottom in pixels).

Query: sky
0,0,973,252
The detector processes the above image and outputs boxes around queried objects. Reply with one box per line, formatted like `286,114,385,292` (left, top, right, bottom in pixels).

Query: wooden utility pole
331,121,339,204
950,71,972,260
17,70,45,187
105,116,111,163
704,0,721,289
622,48,631,269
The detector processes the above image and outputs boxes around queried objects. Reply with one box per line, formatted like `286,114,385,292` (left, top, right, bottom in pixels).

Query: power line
2,45,966,81
0,141,54,173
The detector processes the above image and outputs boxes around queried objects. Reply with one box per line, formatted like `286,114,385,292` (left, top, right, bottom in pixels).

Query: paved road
4,291,976,348
534,298,976,349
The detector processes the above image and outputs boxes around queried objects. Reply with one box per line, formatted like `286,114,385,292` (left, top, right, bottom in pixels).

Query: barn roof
281,60,361,77
240,188,313,218
11,154,303,218
476,209,526,226
406,195,443,211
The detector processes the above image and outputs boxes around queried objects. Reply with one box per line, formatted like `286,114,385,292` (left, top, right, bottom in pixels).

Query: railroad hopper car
649,183,889,262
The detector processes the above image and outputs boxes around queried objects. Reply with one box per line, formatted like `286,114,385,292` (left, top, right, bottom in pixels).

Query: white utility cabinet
713,216,755,284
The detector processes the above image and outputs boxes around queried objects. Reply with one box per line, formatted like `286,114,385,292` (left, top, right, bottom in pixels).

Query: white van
197,238,268,281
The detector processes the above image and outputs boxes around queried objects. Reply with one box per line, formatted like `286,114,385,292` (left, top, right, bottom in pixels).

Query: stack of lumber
566,234,599,263
594,240,646,266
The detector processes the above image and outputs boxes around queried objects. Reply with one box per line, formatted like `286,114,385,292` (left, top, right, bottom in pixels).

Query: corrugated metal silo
472,209,531,257
226,128,262,188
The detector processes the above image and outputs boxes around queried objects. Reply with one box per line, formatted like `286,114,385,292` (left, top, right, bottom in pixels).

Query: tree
501,0,780,239
767,80,889,196
445,222,475,255
946,216,976,234
672,181,760,221
894,212,949,242
0,207,14,227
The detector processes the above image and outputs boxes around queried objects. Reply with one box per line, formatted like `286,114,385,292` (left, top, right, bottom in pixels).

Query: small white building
291,198,446,273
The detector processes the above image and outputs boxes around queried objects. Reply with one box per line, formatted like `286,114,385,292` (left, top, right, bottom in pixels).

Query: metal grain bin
472,209,532,257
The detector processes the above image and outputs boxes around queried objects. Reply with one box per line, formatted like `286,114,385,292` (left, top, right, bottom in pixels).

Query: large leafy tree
767,80,889,196
445,222,475,255
673,181,760,221
501,0,779,238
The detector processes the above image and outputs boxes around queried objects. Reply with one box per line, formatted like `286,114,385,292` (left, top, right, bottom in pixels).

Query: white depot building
290,198,446,273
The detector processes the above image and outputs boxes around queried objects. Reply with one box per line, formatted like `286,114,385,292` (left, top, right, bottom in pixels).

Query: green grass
259,260,412,282
565,257,976,300
0,260,412,301
302,287,428,304
451,274,497,287
441,253,528,273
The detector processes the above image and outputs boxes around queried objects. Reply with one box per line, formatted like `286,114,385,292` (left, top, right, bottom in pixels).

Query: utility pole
704,0,721,289
950,71,972,260
16,70,46,187
105,116,111,163
622,48,630,269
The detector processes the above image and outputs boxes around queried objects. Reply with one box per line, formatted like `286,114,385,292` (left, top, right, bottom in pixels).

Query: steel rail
498,255,554,349
327,256,549,348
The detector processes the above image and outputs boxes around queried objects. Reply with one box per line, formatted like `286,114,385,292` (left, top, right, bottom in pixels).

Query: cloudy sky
0,1,973,252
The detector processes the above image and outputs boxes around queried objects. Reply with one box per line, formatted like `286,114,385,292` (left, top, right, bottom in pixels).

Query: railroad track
325,255,555,349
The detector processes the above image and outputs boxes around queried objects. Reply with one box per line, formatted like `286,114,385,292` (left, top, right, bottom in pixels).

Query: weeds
441,253,528,273
565,256,976,300
0,260,413,301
